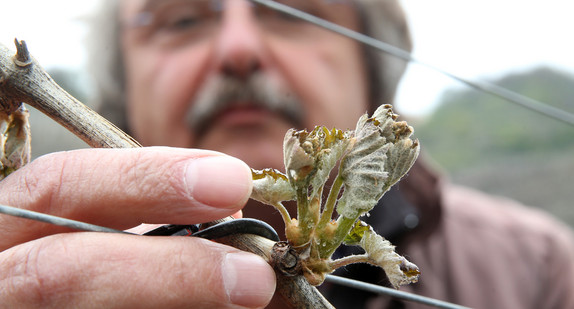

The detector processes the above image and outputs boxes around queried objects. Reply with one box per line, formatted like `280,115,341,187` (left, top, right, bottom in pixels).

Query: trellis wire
325,275,471,309
0,204,130,234
249,0,574,128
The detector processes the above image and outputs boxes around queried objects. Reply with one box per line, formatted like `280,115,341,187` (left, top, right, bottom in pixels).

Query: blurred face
120,0,369,170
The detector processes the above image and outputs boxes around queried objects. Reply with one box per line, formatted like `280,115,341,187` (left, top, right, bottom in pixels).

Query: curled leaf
283,128,315,183
251,168,296,205
337,104,419,219
308,127,349,196
360,229,420,288
343,220,370,246
283,127,350,196
0,105,31,180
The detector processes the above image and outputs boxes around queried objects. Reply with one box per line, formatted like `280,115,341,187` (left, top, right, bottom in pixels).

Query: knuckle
1,238,80,307
19,242,52,306
166,238,228,304
0,152,67,212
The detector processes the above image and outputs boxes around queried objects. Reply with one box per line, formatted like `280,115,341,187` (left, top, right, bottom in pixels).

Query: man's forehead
120,0,182,21
120,0,362,31
121,0,357,12
120,0,157,19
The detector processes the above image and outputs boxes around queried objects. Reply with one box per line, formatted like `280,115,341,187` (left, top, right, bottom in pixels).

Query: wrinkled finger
0,232,275,308
0,147,252,249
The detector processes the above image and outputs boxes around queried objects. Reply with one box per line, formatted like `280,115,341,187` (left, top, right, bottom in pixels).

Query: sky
396,0,574,116
1,0,574,117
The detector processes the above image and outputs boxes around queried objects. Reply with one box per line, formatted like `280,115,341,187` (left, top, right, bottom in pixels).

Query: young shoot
251,104,420,287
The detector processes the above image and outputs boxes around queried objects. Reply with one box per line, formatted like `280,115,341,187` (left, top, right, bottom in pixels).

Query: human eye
164,13,200,31
156,7,206,33
130,4,218,46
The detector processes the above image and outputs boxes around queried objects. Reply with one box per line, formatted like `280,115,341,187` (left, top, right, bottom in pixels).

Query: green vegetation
415,66,574,171
413,66,574,226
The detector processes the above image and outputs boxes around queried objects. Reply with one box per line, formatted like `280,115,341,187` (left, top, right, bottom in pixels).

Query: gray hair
87,0,412,132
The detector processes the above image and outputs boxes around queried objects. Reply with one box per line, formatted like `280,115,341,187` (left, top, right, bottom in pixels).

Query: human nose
213,0,266,78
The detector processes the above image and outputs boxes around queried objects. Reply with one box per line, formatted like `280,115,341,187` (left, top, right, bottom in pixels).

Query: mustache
186,73,305,135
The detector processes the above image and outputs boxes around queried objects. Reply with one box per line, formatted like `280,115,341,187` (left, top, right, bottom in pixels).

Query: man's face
120,0,369,170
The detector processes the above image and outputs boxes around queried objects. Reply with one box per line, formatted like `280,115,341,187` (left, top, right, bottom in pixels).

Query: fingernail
185,156,252,208
223,252,276,308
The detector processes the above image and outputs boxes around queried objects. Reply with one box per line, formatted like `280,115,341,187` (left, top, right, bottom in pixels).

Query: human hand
0,147,276,308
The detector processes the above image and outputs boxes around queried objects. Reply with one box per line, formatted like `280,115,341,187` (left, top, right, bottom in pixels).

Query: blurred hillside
412,66,574,227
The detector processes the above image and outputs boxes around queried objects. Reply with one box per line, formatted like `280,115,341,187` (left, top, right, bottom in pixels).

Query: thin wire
0,204,131,234
249,0,574,127
325,275,471,309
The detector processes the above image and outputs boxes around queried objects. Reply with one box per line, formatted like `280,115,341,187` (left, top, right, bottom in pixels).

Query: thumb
0,233,276,308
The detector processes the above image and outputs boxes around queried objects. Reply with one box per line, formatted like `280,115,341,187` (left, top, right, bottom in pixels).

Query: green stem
317,175,344,232
321,214,359,258
295,186,311,245
296,187,308,225
313,184,324,222
272,201,292,227
328,254,370,270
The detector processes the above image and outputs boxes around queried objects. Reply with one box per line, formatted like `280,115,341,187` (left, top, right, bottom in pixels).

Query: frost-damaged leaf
0,105,31,180
283,128,315,183
337,104,419,219
306,127,350,198
251,168,296,205
343,220,371,246
283,126,350,197
361,228,420,288
340,220,420,289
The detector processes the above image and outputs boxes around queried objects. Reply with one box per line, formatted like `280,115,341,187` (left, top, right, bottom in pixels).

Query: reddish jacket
323,160,574,309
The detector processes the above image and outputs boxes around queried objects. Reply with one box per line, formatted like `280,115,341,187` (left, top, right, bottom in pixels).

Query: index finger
0,147,253,250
